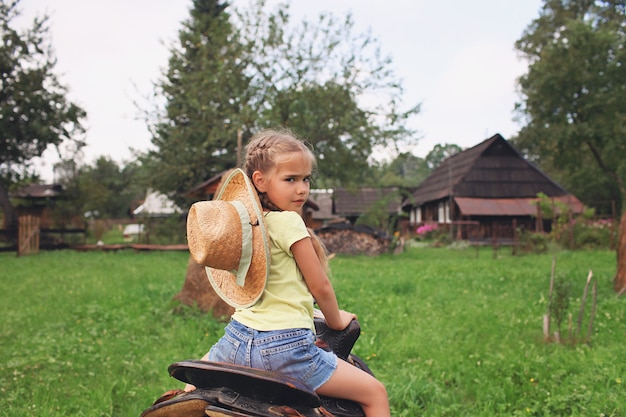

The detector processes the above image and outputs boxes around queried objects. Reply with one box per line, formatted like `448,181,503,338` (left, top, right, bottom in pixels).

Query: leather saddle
140,318,367,417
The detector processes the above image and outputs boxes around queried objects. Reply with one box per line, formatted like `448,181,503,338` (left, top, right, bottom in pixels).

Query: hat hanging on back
187,168,270,308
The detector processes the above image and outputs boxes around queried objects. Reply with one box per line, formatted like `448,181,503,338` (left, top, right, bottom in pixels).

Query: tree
143,0,419,205
371,152,429,188
55,157,146,220
0,0,86,234
143,0,253,207
425,143,462,170
514,0,626,291
265,81,376,187
240,5,419,188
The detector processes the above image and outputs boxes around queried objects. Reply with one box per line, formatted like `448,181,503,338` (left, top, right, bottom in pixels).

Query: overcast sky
17,0,544,180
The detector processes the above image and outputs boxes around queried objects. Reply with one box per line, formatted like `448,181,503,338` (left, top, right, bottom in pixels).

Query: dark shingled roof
404,134,571,207
12,183,64,199
334,187,400,216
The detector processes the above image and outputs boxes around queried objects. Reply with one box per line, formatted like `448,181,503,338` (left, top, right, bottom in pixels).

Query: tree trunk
0,181,18,237
613,212,626,293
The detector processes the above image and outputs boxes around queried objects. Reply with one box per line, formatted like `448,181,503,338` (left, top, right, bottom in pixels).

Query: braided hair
243,129,315,180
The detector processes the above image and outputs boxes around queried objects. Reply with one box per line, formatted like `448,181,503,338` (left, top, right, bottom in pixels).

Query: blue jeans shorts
208,319,338,390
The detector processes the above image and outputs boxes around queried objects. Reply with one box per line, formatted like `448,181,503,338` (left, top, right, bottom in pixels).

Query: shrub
518,229,551,253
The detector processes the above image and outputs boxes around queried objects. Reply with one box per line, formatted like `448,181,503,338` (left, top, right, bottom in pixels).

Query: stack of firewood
317,228,389,256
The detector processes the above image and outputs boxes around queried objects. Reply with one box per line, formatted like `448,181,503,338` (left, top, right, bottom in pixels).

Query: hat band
231,200,253,287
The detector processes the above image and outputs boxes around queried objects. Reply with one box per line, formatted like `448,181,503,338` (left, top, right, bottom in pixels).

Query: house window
411,207,422,224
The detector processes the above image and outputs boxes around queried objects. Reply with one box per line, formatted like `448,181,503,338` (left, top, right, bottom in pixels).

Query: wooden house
307,189,343,229
185,171,229,201
333,187,402,225
402,134,584,242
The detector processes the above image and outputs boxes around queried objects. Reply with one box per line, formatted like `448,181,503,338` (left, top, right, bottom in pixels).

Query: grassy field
0,247,623,416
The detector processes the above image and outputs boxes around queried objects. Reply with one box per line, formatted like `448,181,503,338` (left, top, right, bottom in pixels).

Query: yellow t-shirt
232,211,315,331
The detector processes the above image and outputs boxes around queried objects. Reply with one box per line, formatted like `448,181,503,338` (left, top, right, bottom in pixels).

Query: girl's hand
335,310,357,330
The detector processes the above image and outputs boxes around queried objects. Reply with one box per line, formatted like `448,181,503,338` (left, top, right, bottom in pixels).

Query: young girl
191,129,390,416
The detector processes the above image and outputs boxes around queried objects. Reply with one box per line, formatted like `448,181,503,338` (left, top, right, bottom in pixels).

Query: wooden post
575,270,593,341
542,314,550,341
492,221,498,259
512,218,517,256
543,257,556,341
587,279,598,343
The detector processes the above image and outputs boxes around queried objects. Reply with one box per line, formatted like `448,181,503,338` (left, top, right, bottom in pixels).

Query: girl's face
253,151,312,214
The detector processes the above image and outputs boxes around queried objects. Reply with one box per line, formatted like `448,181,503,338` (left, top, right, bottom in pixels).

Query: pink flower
416,224,437,235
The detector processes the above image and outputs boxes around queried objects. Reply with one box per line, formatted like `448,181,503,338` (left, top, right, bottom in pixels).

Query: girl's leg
316,359,390,417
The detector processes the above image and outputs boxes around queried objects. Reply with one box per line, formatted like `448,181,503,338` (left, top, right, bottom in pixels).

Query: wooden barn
402,134,585,243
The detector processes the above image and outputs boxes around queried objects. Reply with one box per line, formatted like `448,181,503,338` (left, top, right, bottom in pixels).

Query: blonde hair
244,128,329,272
243,128,316,179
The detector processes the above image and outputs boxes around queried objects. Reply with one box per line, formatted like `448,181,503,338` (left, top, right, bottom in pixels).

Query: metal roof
455,195,585,216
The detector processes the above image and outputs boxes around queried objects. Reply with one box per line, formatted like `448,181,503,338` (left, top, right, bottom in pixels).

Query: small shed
12,183,65,227
10,183,86,254
402,134,584,242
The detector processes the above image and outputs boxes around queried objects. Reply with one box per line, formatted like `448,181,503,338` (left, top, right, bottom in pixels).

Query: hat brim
205,169,269,308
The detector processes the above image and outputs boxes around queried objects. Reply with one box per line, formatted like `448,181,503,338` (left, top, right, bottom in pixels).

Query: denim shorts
208,320,337,390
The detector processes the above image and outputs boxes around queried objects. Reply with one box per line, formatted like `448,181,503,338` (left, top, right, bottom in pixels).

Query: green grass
0,247,623,416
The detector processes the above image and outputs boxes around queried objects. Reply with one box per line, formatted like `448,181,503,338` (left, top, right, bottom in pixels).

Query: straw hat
187,169,270,308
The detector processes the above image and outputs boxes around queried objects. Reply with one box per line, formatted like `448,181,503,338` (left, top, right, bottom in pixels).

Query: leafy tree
79,157,146,219
242,6,419,187
0,0,86,235
425,143,462,170
514,0,626,291
143,0,419,206
533,154,621,217
53,156,148,222
265,81,376,187
371,152,430,188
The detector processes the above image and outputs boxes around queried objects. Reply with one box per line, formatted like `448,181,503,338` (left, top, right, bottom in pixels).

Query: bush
518,230,551,253
573,219,613,249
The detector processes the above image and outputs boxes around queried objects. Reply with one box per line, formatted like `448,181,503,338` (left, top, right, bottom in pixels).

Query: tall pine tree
145,0,251,203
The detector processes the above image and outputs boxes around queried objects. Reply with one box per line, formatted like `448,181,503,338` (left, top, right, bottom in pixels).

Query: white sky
16,0,544,180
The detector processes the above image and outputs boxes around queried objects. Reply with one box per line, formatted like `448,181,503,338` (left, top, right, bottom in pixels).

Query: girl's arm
291,237,356,330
